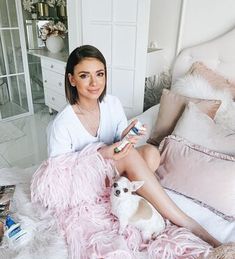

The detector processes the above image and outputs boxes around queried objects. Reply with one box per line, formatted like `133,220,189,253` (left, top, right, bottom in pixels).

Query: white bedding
166,190,235,244
134,106,235,244
0,163,234,258
134,27,235,245
0,167,67,259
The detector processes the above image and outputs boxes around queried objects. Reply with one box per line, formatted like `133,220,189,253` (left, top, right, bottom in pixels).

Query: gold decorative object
37,2,49,18
57,5,67,18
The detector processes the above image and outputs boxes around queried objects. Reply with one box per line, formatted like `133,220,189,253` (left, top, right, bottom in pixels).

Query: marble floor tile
0,154,10,169
0,106,56,169
0,101,27,119
0,121,25,144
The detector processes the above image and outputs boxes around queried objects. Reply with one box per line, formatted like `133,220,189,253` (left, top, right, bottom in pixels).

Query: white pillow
172,74,235,131
129,104,159,147
173,102,235,156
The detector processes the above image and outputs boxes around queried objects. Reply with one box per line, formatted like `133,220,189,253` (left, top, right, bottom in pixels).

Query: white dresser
26,0,151,117
28,49,68,113
41,58,67,113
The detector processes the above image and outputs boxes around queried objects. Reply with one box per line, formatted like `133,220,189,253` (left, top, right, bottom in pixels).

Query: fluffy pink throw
31,144,211,259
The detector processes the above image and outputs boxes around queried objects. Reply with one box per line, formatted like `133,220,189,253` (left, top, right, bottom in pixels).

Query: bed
1,28,235,258
139,26,235,243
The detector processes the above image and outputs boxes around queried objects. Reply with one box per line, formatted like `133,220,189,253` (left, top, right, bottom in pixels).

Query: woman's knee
115,147,139,174
138,144,160,171
149,144,160,159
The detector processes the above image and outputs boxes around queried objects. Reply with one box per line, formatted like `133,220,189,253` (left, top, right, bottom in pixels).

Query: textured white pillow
172,74,235,131
173,102,235,156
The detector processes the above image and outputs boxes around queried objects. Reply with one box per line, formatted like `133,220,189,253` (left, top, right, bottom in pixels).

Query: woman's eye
123,188,128,193
80,74,88,79
97,72,104,77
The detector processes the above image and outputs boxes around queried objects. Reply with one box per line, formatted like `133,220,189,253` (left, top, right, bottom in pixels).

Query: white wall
148,0,235,68
148,0,181,67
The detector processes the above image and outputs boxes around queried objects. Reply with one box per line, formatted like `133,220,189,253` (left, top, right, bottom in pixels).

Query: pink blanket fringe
31,143,212,259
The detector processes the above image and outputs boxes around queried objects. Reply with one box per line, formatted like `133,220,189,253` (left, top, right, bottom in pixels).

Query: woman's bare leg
115,147,221,247
137,144,160,172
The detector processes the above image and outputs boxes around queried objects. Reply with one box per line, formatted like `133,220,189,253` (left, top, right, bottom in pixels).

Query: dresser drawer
42,69,65,96
41,58,66,75
44,88,67,112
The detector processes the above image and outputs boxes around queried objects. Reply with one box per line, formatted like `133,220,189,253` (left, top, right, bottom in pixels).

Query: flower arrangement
22,0,36,13
40,21,67,41
22,0,66,13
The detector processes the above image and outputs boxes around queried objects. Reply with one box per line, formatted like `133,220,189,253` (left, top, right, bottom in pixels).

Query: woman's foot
188,221,221,248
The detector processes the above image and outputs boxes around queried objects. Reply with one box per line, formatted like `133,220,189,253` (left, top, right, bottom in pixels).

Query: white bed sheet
166,189,235,244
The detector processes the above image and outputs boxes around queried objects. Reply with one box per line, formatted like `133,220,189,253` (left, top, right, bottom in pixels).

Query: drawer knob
50,64,54,68
44,80,47,83
59,82,62,86
52,97,55,101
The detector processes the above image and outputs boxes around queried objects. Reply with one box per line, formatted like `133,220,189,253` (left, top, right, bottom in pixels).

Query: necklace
75,103,100,137
77,101,98,113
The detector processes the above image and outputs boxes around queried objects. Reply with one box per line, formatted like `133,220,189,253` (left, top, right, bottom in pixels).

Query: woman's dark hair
65,45,107,104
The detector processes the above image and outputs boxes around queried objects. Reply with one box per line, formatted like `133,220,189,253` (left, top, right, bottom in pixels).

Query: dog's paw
141,231,153,242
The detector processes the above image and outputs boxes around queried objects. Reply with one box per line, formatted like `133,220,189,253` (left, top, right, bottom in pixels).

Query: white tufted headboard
172,27,235,83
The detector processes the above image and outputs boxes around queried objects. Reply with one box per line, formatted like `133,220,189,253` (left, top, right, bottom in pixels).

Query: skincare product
114,120,145,153
5,215,27,247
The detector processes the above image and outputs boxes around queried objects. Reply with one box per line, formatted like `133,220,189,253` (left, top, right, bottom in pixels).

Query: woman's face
69,57,105,102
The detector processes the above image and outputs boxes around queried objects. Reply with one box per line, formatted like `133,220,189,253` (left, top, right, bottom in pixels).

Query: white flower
39,21,68,40
54,21,67,32
23,0,35,13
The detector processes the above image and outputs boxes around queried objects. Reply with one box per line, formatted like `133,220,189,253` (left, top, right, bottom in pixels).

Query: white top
47,95,128,157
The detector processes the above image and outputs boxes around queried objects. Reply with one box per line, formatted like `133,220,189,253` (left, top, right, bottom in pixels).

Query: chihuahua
110,176,165,241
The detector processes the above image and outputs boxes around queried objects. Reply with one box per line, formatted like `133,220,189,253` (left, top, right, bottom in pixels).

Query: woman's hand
121,119,147,145
98,142,132,160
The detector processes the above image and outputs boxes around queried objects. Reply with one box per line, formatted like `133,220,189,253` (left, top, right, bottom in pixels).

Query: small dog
110,176,165,241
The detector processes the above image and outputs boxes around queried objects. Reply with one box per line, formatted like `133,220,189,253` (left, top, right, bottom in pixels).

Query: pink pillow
147,89,221,146
156,135,235,217
173,102,235,155
188,62,235,99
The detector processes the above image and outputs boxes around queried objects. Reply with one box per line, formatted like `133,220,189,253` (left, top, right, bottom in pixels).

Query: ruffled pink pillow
157,135,235,217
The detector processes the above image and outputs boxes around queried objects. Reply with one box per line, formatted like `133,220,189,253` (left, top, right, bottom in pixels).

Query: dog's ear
131,181,145,192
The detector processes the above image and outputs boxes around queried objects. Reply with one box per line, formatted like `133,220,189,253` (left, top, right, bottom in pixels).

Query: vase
46,35,64,53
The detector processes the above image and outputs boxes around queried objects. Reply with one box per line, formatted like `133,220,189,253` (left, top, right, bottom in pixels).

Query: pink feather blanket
31,144,212,259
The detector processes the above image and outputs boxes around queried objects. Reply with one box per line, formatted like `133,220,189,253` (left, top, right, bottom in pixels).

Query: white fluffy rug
0,123,25,144
0,166,68,259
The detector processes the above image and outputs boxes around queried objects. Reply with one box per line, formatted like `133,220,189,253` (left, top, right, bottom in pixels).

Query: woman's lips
88,89,100,94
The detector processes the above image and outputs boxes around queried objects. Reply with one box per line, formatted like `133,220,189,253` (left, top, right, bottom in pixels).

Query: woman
47,45,220,247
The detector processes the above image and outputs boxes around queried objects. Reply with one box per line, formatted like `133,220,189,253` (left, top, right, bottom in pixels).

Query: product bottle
114,120,145,153
5,215,27,247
